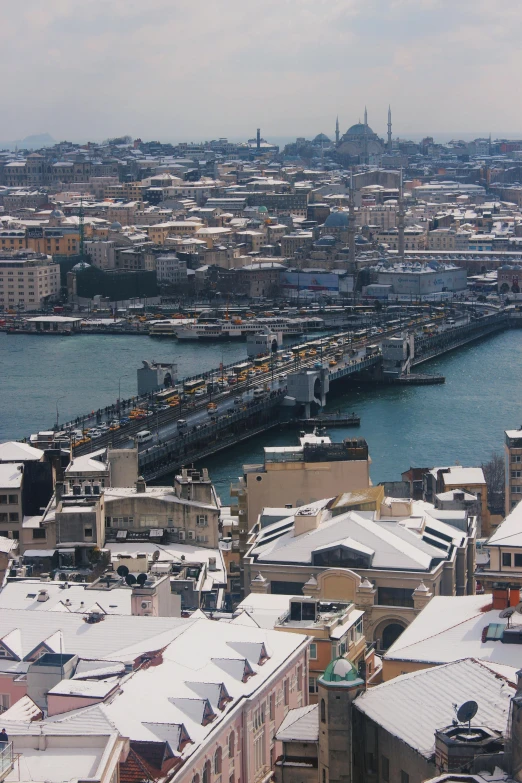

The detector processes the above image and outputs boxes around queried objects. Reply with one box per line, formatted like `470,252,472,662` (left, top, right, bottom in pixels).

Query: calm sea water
1,330,520,502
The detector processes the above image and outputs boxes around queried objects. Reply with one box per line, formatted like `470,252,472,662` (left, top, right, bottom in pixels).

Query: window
0,694,10,713
228,731,235,758
513,486,522,494
214,747,222,775
202,761,211,783
269,693,275,720
309,643,317,660
382,756,390,782
0,496,6,505
297,664,303,691
192,775,200,783
503,552,512,567
197,515,208,526
513,456,521,463
401,772,409,783
0,514,7,523
9,513,19,522
320,699,326,723
32,529,46,539
309,676,318,695
283,679,289,706
515,554,522,568
8,495,18,504
84,528,93,538
512,472,521,479
377,587,414,608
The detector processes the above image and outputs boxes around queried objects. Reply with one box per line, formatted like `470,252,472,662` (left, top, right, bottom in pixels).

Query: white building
0,254,60,310
84,240,116,270
156,253,187,285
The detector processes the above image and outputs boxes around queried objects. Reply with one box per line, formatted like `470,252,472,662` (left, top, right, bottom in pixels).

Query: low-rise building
244,496,477,651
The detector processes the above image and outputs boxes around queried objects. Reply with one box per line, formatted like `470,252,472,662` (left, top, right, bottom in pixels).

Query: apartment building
0,253,60,310
156,253,188,284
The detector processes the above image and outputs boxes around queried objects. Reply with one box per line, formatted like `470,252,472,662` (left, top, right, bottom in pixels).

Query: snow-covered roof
234,593,301,630
442,466,485,487
249,505,449,572
487,500,522,547
276,704,319,742
65,450,108,474
0,609,193,669
0,441,44,462
0,580,133,615
103,486,216,511
384,594,522,669
99,617,308,757
355,658,514,759
0,462,23,489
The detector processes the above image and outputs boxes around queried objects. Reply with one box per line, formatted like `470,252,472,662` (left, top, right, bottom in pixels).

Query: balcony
0,744,13,782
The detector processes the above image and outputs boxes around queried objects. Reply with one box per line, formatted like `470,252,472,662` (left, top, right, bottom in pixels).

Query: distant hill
0,133,55,151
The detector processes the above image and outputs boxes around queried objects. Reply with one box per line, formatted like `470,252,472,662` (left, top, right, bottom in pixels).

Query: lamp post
55,395,66,431
118,374,129,417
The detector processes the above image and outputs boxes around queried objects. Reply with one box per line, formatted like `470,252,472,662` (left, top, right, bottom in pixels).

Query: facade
0,462,24,539
423,465,490,533
0,253,60,310
104,471,220,548
477,500,522,593
231,434,371,532
244,496,477,651
374,263,467,296
84,240,116,270
156,253,188,284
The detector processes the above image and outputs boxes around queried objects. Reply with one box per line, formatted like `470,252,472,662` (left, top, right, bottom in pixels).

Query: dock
392,374,445,385
291,413,361,427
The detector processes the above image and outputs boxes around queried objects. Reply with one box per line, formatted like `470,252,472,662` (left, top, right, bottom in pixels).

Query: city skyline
3,0,522,141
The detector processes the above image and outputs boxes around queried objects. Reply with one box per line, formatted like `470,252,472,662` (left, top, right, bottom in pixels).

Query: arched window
192,775,200,783
321,699,326,723
202,760,211,783
228,731,235,758
214,747,222,775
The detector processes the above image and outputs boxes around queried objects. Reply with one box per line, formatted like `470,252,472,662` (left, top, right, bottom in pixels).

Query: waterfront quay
42,308,509,481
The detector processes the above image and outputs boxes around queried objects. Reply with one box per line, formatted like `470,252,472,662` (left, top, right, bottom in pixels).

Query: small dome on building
71,261,91,271
110,221,122,231
346,123,373,137
322,657,361,683
314,133,331,143
50,208,65,219
324,210,349,228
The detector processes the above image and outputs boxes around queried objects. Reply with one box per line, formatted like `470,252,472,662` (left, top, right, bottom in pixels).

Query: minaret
363,107,368,164
335,116,340,145
397,167,405,260
387,105,392,151
364,106,368,127
348,169,356,267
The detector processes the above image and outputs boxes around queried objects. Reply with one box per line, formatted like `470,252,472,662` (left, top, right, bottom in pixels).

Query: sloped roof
354,658,514,758
487,500,522,546
276,704,318,742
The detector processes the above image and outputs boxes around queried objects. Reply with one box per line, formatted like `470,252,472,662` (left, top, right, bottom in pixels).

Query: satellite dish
514,601,522,614
152,550,160,562
457,700,478,724
136,573,148,586
117,565,129,578
499,607,515,618
125,573,137,586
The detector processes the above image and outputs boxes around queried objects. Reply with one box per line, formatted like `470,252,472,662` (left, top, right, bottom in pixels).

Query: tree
374,299,382,312
481,450,505,514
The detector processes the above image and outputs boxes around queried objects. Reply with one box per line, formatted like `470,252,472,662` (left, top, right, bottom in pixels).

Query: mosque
334,107,392,163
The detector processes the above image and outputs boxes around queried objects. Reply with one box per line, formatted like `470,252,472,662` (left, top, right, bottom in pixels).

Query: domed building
48,208,65,227
321,209,350,241
336,108,386,163
313,132,331,145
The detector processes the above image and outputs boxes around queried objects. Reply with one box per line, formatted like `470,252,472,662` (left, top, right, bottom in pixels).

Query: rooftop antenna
500,606,516,628
455,700,478,734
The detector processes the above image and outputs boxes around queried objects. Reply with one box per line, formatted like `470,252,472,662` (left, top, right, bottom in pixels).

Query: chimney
208,557,217,571
293,507,322,537
136,476,146,494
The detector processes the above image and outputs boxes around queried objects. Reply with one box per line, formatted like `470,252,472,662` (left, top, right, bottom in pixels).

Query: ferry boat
174,315,324,341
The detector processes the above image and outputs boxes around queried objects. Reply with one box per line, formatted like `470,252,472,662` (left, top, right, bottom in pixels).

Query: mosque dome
50,208,65,219
322,657,361,683
346,123,374,137
72,261,91,271
110,221,122,231
313,133,331,143
324,210,349,228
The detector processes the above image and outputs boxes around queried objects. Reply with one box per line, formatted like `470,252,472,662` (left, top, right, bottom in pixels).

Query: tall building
387,105,392,150
0,252,60,310
505,427,522,512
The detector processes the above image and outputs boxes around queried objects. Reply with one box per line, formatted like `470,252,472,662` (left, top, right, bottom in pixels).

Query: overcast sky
3,0,522,144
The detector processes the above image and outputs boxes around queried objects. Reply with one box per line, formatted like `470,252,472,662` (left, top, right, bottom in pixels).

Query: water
1,330,520,503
